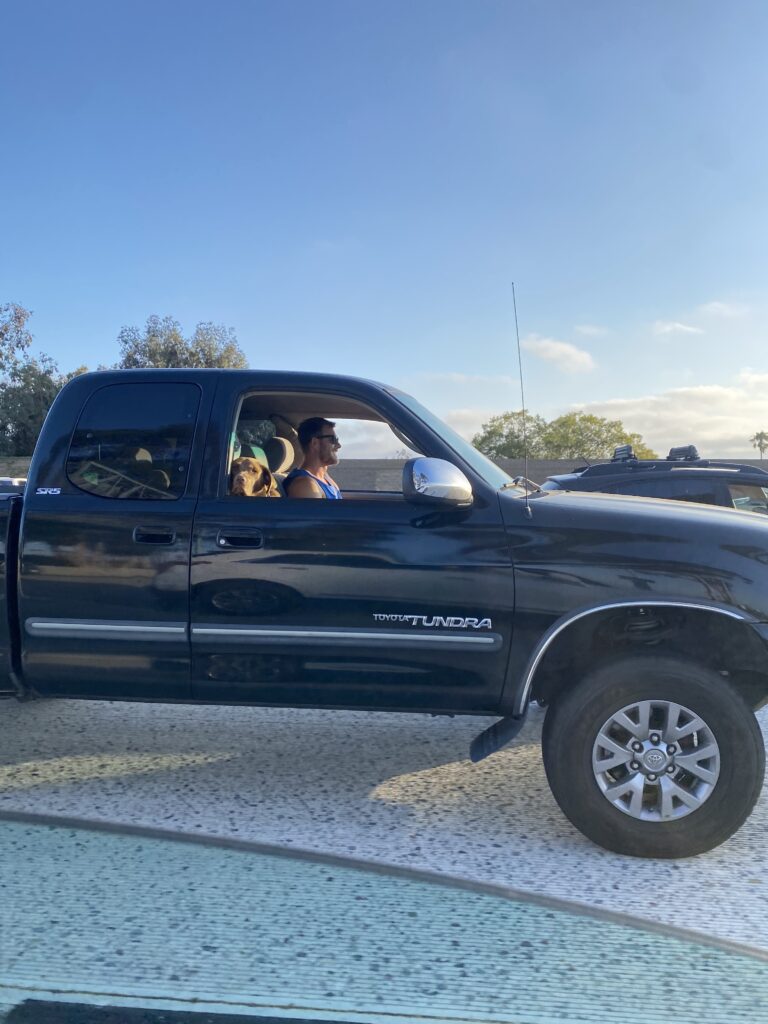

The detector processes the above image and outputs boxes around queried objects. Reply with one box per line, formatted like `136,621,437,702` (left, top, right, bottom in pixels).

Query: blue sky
2,0,768,455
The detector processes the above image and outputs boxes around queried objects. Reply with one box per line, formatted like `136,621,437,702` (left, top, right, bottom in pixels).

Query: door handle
217,528,264,549
133,526,177,545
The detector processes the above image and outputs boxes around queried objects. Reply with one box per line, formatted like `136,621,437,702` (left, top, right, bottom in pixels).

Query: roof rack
611,444,636,463
667,445,700,462
569,439,768,481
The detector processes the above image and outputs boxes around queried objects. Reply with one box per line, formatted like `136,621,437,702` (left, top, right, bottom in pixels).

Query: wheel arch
519,601,768,714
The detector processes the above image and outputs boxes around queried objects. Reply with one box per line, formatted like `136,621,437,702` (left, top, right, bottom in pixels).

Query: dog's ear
263,468,282,498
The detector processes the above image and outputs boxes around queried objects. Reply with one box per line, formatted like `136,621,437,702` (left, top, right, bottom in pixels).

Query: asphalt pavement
0,696,766,954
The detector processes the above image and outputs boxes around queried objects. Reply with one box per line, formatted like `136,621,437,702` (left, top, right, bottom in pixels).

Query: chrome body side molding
25,619,187,641
192,624,503,651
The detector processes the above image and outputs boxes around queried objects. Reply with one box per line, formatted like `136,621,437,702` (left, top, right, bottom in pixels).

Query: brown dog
229,457,281,498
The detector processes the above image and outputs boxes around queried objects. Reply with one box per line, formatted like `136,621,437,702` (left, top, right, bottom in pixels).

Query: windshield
388,387,519,491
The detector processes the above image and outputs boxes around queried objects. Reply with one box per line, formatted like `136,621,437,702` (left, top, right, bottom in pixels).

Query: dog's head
229,457,280,498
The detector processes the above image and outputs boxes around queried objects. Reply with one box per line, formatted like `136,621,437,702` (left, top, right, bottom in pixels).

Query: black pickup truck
2,369,768,858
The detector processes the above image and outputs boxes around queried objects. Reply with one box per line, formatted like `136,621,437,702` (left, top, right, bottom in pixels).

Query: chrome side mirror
403,458,473,506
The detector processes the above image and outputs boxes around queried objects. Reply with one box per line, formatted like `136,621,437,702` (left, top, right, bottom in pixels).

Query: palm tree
750,431,768,460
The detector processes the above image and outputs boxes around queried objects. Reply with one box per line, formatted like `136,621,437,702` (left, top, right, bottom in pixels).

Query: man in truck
284,417,343,499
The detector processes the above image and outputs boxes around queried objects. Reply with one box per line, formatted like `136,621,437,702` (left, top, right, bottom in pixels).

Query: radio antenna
512,282,532,518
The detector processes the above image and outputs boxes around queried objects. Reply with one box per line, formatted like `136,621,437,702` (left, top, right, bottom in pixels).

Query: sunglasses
316,433,340,444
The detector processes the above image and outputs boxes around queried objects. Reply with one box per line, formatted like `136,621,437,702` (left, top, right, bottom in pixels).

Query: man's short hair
297,417,335,451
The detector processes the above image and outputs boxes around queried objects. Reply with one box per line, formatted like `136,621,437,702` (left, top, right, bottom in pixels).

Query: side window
728,483,768,514
612,477,719,505
67,382,201,500
665,478,721,506
610,479,670,498
229,394,424,499
329,419,421,494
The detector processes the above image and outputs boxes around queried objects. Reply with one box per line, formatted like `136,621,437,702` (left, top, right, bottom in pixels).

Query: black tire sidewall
542,656,765,858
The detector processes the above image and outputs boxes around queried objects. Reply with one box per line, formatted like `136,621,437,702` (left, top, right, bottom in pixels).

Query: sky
2,0,768,457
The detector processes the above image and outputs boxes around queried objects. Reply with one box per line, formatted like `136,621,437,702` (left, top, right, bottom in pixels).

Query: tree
471,410,549,458
0,303,86,456
0,302,33,372
117,315,247,369
542,412,658,460
750,431,768,461
473,408,657,460
0,354,66,456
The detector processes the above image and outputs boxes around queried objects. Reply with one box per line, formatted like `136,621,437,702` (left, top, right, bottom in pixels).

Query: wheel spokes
592,697,720,822
604,774,646,817
675,745,720,784
659,775,704,818
593,732,634,772
612,702,651,739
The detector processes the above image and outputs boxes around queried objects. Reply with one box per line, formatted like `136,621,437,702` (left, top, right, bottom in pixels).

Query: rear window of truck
66,382,201,500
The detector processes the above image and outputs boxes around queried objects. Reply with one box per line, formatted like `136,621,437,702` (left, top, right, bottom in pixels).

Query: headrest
123,447,152,462
263,436,294,474
237,419,276,448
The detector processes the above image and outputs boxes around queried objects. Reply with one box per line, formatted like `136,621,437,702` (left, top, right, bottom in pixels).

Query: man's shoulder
286,471,324,497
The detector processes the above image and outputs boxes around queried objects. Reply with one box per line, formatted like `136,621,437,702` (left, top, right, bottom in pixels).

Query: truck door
190,379,514,713
18,378,208,698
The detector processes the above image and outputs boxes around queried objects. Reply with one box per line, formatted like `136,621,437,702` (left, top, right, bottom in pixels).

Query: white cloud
574,324,609,337
697,300,751,318
521,334,596,373
652,320,704,336
574,370,768,458
443,408,499,440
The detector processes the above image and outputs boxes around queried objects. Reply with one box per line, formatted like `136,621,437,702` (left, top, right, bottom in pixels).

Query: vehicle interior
228,391,422,499
67,435,185,500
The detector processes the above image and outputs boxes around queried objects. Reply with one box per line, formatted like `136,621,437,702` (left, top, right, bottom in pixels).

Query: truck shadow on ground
1,698,766,866
0,699,570,843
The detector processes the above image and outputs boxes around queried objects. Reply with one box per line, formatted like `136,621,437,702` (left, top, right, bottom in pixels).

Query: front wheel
542,656,765,858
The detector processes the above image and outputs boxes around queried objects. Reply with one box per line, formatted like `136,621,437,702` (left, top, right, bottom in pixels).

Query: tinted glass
66,382,201,500
729,483,768,514
613,477,720,505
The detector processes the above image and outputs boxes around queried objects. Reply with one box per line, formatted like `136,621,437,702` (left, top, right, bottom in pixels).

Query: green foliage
0,302,33,372
0,354,65,456
0,305,84,456
471,410,549,458
473,408,657,460
117,315,247,369
750,431,768,459
542,412,658,460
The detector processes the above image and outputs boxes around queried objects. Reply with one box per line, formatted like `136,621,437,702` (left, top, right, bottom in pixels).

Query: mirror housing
403,457,473,506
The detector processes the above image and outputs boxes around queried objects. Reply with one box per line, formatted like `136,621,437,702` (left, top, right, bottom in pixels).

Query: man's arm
286,475,326,498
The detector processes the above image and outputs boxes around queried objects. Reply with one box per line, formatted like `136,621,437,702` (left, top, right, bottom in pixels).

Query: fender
470,599,753,762
512,599,749,716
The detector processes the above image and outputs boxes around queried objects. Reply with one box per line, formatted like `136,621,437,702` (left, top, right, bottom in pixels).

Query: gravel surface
1,697,767,951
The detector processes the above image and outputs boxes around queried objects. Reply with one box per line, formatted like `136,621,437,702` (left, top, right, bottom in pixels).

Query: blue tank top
284,468,342,499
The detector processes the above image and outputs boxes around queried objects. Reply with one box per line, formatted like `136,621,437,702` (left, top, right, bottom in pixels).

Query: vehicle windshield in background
2,813,767,1024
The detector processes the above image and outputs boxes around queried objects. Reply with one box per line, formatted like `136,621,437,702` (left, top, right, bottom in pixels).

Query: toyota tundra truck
2,368,768,858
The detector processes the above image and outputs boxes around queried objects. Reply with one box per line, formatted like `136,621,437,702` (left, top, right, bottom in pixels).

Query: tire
541,655,765,858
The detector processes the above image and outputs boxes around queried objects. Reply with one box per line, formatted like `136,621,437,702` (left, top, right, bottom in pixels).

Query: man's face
313,428,341,466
